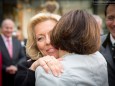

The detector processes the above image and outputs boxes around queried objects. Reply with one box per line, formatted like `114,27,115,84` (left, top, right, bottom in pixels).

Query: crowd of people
0,1,115,86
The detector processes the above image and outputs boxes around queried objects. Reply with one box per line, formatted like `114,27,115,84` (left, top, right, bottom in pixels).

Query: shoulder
35,66,58,86
100,34,107,44
62,52,107,71
17,59,35,70
35,66,49,78
94,51,107,63
35,66,73,86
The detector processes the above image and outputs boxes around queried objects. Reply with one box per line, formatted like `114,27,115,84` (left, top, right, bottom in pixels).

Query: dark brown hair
104,0,115,16
50,10,100,54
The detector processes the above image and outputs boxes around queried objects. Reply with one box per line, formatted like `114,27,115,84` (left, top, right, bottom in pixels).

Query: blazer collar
102,33,112,48
101,33,115,71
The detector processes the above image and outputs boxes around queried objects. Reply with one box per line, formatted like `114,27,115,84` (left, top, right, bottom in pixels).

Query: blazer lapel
102,45,115,71
12,38,15,59
0,36,11,59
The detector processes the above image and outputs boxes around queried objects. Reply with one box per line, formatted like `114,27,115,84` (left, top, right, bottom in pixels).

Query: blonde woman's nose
46,35,50,44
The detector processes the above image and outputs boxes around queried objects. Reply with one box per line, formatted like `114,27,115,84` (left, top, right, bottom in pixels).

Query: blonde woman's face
34,20,59,58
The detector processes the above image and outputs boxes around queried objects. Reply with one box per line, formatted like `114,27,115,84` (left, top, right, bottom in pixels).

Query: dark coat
100,33,115,86
14,60,35,86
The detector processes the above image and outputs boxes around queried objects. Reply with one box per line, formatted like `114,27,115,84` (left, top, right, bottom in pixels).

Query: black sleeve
14,60,35,86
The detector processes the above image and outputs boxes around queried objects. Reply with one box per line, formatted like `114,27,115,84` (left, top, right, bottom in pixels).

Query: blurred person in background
35,10,108,86
14,12,63,86
16,26,27,47
99,1,115,86
93,14,104,35
0,18,26,86
15,26,27,54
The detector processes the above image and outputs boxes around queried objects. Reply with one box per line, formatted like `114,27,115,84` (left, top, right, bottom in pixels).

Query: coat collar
102,33,112,48
101,33,115,71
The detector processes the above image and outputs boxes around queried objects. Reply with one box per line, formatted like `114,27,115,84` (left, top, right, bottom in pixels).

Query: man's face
1,19,14,38
106,4,115,38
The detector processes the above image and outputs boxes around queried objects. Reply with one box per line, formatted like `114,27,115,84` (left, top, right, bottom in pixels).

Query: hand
39,55,63,77
6,65,17,74
29,55,63,76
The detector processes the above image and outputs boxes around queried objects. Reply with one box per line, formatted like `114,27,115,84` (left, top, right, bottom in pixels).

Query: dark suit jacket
100,33,115,86
0,35,26,86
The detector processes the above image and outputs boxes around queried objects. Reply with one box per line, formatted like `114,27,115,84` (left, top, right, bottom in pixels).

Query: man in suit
0,19,26,86
99,2,115,86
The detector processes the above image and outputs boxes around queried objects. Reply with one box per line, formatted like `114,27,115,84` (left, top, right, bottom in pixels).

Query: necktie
6,39,13,58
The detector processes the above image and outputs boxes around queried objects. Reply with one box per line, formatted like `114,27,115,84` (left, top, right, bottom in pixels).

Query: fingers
46,58,59,76
35,55,63,77
30,56,51,72
58,58,63,61
38,58,50,73
41,56,63,77
57,59,64,73
48,57,62,76
57,58,64,72
6,66,17,74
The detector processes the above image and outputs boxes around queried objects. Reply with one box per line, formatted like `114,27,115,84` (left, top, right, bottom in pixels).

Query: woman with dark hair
35,10,108,86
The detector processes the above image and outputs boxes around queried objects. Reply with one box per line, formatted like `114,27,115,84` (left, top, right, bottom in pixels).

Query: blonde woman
15,12,62,86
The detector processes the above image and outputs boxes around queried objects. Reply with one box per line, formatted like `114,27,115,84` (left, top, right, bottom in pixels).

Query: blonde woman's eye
36,37,45,42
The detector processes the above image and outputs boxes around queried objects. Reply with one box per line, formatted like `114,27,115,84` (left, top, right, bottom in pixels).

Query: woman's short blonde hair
26,12,61,60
